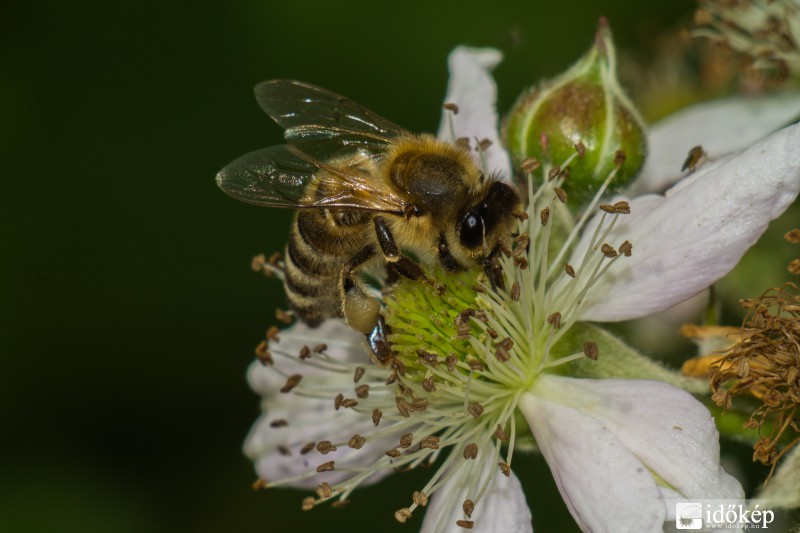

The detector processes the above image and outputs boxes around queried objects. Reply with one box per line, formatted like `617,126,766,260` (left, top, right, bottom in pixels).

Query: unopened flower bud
505,19,647,203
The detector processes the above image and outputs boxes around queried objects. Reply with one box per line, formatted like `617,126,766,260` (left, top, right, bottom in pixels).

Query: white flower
243,47,800,532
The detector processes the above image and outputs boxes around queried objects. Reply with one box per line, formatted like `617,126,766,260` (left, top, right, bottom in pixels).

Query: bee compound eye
459,211,484,249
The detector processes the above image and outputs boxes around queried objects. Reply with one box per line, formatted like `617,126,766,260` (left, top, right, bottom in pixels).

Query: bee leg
374,217,445,294
340,245,381,334
482,244,505,291
365,314,394,366
437,235,461,272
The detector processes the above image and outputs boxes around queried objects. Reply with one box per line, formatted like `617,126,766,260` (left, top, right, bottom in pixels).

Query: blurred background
4,0,797,531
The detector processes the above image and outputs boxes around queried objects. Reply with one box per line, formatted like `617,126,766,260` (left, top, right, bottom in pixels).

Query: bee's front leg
373,217,445,294
339,245,379,334
482,244,505,291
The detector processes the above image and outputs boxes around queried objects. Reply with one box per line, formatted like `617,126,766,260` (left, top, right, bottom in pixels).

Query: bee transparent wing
255,80,408,156
216,144,408,213
216,145,317,208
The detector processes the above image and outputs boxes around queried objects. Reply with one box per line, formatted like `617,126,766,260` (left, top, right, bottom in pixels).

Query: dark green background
2,1,730,531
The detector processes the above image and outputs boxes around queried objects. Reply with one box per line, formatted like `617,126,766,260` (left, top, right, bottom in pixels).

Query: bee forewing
215,145,315,208
255,80,408,148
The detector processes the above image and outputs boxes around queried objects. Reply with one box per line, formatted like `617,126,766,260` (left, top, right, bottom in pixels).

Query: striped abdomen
284,208,373,327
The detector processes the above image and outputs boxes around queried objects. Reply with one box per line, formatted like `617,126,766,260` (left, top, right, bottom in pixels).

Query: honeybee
216,80,521,335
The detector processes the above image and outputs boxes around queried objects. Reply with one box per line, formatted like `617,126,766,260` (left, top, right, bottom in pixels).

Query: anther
278,445,291,456
267,326,280,342
560,166,571,179
512,210,529,221
487,327,499,339
467,359,484,372
280,374,302,393
495,346,510,362
342,398,358,408
540,207,550,226
386,448,402,458
410,398,428,411
446,354,458,372
496,337,513,351
372,409,382,426
413,491,429,507
355,384,370,398
417,349,439,365
316,482,333,499
385,369,398,385
583,341,599,360
396,399,411,417
275,308,293,324
520,158,540,173
574,142,586,158
478,138,493,151
565,263,576,277
313,343,327,353
420,436,440,449
467,403,484,418
601,244,618,258
251,254,265,272
613,201,630,214
510,281,520,301
456,519,474,529
392,359,407,376
463,443,478,459
331,500,350,509
353,366,365,382
400,433,414,448
785,229,800,243
316,441,337,454
423,373,436,392
499,462,511,477
473,284,487,293
395,508,413,524
252,478,267,490
300,442,315,455
301,497,315,511
348,434,366,449
599,204,616,213
299,345,310,359
255,341,273,365
316,461,335,472
614,150,626,166
495,423,509,442
443,102,460,114
547,312,562,329
334,393,344,410
619,240,633,257
463,500,475,518
548,167,561,181
554,187,567,204
270,419,288,428
455,137,471,151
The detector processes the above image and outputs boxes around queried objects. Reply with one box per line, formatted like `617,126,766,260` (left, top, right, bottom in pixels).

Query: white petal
576,123,800,322
533,376,743,502
519,389,666,533
631,92,800,194
437,46,511,178
421,458,532,533
243,320,395,488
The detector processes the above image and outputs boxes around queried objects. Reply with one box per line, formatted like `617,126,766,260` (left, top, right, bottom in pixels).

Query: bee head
457,180,520,254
